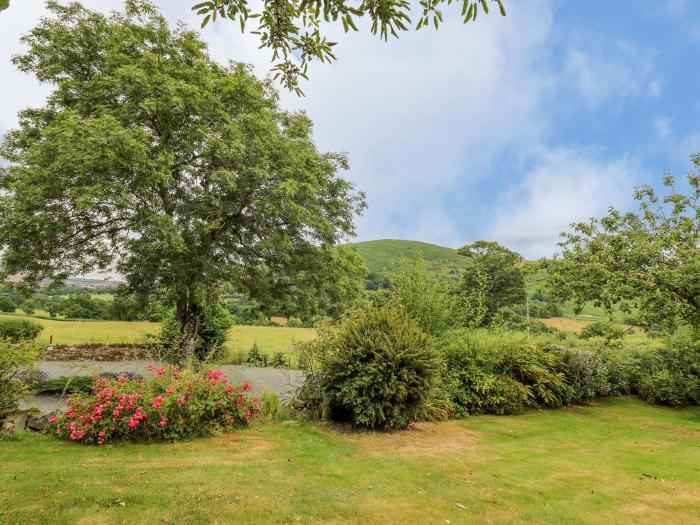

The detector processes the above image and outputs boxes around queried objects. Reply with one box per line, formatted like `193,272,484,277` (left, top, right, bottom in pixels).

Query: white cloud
563,41,661,107
655,116,672,139
487,147,639,258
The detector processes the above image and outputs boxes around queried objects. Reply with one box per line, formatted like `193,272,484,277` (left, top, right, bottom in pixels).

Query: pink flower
156,367,165,376
177,396,185,405
48,415,57,424
146,364,154,372
152,394,163,410
242,380,251,393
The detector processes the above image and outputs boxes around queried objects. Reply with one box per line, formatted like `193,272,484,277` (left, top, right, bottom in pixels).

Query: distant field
0,314,316,355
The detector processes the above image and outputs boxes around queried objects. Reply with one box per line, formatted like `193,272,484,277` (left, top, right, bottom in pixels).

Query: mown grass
0,313,316,355
0,398,697,524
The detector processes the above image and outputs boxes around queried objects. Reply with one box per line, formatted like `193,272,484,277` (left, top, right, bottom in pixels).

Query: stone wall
1,408,56,435
42,343,155,361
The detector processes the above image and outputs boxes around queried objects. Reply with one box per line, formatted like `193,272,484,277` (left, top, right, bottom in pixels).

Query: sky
1,0,699,259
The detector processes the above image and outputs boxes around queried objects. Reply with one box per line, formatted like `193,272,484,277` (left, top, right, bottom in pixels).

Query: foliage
579,321,624,341
548,345,611,403
625,327,700,406
192,0,505,94
0,1,363,362
47,366,259,444
547,160,700,331
0,296,15,313
457,241,526,326
0,340,38,420
299,304,440,429
258,390,290,422
0,318,42,342
31,375,93,395
160,302,234,362
245,344,269,367
390,256,461,335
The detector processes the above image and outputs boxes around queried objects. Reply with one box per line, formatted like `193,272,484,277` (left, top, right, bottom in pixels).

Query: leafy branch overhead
192,0,506,94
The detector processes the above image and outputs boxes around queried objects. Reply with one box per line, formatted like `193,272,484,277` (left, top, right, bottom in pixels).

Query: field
0,314,315,355
1,397,698,524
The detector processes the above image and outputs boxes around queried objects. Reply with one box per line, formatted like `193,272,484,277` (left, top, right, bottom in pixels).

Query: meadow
1,397,698,524
0,313,316,356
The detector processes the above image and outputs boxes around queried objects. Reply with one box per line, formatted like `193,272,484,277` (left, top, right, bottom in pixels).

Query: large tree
0,0,365,361
546,159,700,332
457,240,526,325
192,0,506,94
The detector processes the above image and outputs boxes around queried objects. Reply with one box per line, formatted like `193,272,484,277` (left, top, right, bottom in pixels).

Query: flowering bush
47,366,258,444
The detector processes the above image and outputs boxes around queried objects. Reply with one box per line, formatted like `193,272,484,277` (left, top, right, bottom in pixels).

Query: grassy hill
348,239,468,280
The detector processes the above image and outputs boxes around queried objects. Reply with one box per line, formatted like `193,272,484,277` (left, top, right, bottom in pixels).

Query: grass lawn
0,397,698,524
0,314,316,355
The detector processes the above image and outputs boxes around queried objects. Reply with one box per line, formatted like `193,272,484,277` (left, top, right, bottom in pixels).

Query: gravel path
19,360,305,413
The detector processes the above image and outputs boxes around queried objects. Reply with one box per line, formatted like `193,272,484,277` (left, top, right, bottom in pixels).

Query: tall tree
457,240,525,324
547,158,700,332
193,0,506,94
0,0,364,361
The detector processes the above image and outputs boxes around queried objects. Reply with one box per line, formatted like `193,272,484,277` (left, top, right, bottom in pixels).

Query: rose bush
47,366,258,444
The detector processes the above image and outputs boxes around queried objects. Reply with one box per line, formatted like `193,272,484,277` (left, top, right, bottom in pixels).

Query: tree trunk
176,300,201,364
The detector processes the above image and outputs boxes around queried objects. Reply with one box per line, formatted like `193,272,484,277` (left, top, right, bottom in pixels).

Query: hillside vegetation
348,239,468,279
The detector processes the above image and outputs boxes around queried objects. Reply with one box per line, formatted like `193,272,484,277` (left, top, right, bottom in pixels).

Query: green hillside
348,239,468,280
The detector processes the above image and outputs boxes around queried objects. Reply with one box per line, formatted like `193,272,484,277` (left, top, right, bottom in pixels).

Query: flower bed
47,366,258,444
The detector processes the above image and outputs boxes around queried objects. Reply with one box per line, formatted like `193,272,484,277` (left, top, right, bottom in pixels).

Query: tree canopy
457,240,526,325
193,0,506,94
0,0,365,360
546,157,700,332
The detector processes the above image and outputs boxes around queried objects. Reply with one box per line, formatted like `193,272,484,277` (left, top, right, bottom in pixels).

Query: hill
347,239,468,281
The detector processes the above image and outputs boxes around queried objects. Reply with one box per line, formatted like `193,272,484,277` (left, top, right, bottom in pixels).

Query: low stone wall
42,343,155,361
1,408,57,435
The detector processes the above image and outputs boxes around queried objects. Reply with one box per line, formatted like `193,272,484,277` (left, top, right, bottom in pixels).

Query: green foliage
547,345,611,403
0,296,15,312
258,390,290,422
390,256,461,335
579,321,624,341
192,0,505,94
547,159,700,332
0,340,38,420
31,375,93,396
625,327,700,406
300,304,440,429
457,241,527,326
0,1,363,362
245,344,270,367
160,302,234,362
0,318,42,342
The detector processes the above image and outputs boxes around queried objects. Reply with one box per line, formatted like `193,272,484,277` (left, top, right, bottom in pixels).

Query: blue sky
1,0,699,259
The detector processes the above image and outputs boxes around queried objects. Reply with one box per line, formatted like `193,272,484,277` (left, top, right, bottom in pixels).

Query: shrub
0,318,42,342
259,390,289,422
32,376,93,395
580,321,623,341
160,302,234,361
300,304,440,429
0,341,39,420
269,352,288,368
548,346,610,403
47,366,259,444
626,327,700,406
245,344,269,367
0,296,16,312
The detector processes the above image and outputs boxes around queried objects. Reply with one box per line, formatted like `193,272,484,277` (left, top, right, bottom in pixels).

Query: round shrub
47,366,258,444
0,296,16,313
550,346,610,403
304,304,440,429
0,318,42,342
0,340,39,420
580,321,623,341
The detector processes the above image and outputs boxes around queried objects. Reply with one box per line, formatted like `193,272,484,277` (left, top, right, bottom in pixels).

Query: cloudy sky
1,0,699,258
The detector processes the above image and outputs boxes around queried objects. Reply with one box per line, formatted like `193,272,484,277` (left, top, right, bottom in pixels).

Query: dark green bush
32,375,93,395
301,304,440,429
0,318,42,342
626,328,700,406
580,321,623,341
0,296,16,312
245,344,269,367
